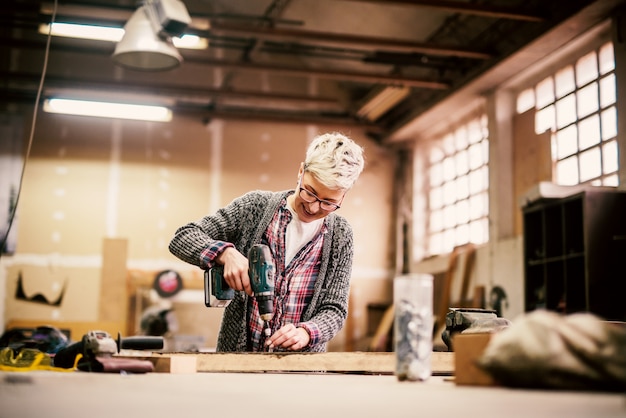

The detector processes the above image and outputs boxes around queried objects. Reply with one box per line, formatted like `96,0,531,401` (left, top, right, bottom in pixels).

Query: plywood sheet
513,109,552,235
98,238,128,325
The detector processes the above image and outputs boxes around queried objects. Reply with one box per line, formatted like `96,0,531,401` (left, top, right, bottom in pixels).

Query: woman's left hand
265,323,310,351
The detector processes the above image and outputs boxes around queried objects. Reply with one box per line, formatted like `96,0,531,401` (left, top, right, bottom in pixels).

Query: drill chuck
256,292,274,322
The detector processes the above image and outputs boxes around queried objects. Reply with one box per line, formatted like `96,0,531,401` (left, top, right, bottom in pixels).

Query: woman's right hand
217,247,252,296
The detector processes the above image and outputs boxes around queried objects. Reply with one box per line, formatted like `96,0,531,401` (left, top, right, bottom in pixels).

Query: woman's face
292,171,345,223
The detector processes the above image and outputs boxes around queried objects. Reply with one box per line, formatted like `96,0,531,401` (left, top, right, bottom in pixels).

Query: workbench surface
1,371,624,418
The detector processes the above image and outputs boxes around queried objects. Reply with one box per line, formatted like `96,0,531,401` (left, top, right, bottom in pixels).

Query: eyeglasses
297,178,342,212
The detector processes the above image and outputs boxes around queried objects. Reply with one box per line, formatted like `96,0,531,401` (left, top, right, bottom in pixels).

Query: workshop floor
1,371,625,418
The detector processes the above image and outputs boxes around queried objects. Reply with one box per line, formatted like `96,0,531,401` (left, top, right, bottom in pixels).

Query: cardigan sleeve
168,191,268,268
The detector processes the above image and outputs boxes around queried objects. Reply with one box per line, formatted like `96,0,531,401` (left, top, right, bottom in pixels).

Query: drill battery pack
204,268,234,308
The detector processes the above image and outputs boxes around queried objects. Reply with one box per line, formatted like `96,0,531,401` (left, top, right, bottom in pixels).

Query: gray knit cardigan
168,190,354,352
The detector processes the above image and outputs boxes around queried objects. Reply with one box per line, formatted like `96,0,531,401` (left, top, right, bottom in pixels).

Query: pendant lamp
112,5,182,71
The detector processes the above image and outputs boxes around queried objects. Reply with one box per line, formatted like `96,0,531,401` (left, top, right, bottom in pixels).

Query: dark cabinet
523,189,626,321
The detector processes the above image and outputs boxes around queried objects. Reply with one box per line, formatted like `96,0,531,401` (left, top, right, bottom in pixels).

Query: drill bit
263,322,273,353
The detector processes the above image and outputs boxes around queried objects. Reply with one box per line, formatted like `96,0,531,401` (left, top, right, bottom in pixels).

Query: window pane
603,174,618,187
555,66,575,98
429,232,442,255
442,134,455,155
576,51,598,87
442,157,455,181
430,186,443,209
430,209,443,232
535,105,555,134
468,170,482,194
599,42,615,75
579,147,601,182
456,200,469,224
430,146,444,163
577,82,598,118
455,126,468,150
468,143,483,170
456,175,469,200
473,166,488,193
455,150,469,175
517,88,535,113
556,124,578,159
430,162,443,187
469,192,486,220
536,76,555,108
467,119,483,144
456,224,469,246
555,95,576,129
443,181,456,205
443,229,455,254
556,156,579,185
600,74,616,107
429,164,443,187
601,107,617,140
443,205,455,229
602,140,618,174
482,141,489,166
470,218,488,244
578,115,600,150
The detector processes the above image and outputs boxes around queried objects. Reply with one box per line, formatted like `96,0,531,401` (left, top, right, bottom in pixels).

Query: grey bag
477,310,626,392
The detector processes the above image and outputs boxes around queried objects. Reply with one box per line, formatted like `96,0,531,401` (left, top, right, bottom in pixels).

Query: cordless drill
204,244,276,348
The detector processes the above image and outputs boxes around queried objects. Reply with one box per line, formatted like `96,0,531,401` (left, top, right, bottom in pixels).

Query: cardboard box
453,333,496,386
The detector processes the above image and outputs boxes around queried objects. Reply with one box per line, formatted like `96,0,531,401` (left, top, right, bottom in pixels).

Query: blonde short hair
304,132,364,190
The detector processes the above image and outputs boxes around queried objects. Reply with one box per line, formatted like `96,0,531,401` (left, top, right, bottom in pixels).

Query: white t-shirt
285,204,324,265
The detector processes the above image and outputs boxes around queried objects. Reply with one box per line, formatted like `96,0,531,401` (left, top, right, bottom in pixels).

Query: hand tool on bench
53,330,163,372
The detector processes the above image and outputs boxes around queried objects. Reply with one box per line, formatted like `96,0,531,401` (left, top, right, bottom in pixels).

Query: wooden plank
197,352,394,373
99,238,128,329
151,355,198,374
136,351,454,375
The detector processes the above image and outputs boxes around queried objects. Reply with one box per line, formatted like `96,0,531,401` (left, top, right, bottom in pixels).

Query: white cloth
285,204,323,265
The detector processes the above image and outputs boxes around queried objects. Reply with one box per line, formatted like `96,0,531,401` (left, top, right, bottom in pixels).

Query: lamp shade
112,5,182,71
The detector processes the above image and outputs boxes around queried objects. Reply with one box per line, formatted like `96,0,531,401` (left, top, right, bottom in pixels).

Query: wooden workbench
1,370,624,418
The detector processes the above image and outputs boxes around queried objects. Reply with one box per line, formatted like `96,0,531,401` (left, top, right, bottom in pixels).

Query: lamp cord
0,0,58,260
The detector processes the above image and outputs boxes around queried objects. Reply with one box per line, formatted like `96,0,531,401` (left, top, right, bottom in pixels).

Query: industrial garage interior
1,0,626,416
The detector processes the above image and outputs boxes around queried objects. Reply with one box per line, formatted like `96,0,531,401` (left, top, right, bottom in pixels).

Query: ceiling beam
183,58,450,90
209,22,492,59
177,105,381,132
12,11,492,60
327,0,545,22
1,89,373,130
1,72,341,107
1,38,450,90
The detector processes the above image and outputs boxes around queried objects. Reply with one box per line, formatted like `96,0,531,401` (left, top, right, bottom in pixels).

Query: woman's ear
298,162,305,178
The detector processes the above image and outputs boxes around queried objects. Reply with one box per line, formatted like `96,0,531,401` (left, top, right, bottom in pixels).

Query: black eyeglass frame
297,177,343,212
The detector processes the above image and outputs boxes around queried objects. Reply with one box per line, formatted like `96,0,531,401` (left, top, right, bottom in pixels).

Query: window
425,115,489,256
516,42,618,187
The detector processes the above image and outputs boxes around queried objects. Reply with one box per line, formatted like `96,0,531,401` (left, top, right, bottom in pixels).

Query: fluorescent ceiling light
357,86,411,122
44,98,172,122
38,22,208,49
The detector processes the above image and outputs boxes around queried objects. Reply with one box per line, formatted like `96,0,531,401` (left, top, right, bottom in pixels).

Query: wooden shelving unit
522,189,626,321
